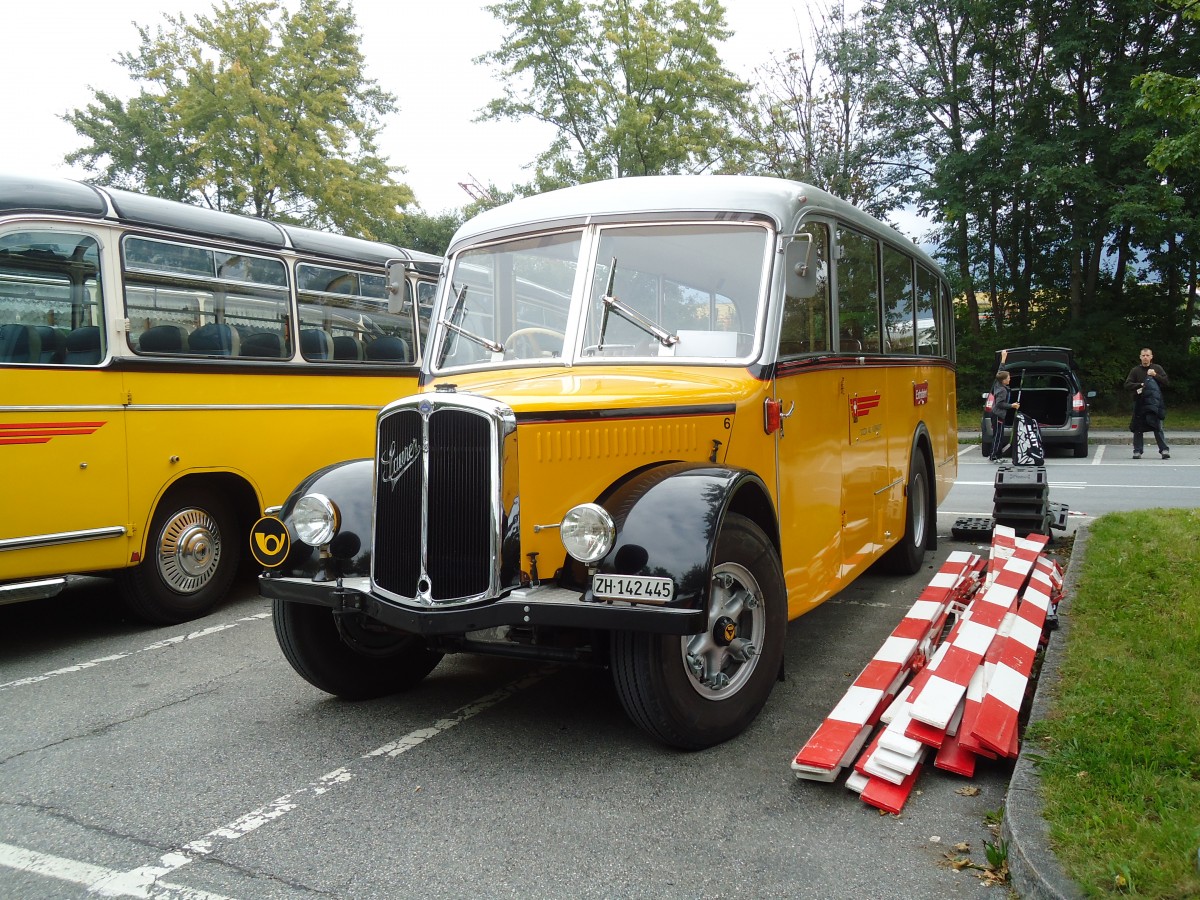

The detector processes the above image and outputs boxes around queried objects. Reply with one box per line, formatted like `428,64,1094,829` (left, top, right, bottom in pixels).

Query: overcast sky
2,0,822,214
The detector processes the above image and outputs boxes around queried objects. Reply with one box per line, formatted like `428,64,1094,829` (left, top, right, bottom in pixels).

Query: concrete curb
1002,523,1090,899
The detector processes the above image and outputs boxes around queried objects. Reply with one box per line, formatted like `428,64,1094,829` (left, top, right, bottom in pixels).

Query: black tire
118,484,240,625
1073,440,1088,458
610,513,785,750
878,451,932,575
273,598,443,700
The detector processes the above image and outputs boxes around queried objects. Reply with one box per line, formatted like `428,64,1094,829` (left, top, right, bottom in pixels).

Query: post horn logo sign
849,393,881,423
250,517,290,568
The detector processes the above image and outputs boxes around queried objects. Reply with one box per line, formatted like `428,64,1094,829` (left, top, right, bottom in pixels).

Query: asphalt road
2,440,1194,900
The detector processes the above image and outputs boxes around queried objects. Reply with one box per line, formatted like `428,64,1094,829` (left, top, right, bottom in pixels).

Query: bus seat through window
365,335,411,362
333,335,366,361
139,324,190,354
189,322,240,356
0,324,41,363
300,328,334,360
240,332,286,358
64,326,102,364
34,326,66,363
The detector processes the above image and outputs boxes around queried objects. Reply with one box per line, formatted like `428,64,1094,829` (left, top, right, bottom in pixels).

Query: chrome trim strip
0,577,67,605
0,526,127,552
874,477,905,496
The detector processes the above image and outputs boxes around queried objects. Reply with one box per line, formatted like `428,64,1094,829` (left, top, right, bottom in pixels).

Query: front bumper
260,574,707,636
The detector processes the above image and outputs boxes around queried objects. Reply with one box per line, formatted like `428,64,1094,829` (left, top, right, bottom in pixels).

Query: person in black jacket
1125,347,1169,459
988,369,1020,461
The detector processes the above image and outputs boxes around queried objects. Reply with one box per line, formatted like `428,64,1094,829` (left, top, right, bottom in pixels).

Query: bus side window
778,223,830,358
123,236,289,359
0,231,103,365
882,244,916,354
297,262,418,365
835,226,881,354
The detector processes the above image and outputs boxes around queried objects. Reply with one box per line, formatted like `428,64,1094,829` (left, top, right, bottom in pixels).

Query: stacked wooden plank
791,525,1064,814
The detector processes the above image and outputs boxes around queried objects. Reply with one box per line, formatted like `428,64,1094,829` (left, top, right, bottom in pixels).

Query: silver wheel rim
156,508,222,594
681,561,765,700
910,467,929,549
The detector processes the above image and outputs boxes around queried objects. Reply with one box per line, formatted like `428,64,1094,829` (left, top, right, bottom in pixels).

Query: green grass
1027,509,1200,898
1088,406,1200,430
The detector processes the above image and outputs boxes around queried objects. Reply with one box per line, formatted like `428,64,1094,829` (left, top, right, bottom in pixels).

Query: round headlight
560,503,615,565
293,493,340,547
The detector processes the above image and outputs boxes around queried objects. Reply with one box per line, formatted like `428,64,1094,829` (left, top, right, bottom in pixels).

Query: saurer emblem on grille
379,437,421,492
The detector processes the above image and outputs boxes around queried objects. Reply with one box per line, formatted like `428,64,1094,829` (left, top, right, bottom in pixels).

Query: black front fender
264,458,374,579
587,462,775,610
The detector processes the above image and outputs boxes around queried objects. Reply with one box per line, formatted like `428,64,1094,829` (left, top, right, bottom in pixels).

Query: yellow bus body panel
2,364,418,581
432,358,956,623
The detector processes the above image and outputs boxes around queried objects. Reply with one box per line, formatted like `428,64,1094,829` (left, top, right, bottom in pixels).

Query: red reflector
131,551,141,563
764,398,782,434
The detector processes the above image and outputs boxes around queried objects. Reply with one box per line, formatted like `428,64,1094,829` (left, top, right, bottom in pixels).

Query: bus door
0,228,131,580
835,225,888,571
772,224,844,613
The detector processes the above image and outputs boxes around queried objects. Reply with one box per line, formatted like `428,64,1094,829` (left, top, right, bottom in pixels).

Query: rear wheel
274,599,443,700
610,514,785,750
118,485,240,625
879,451,932,575
1072,439,1088,458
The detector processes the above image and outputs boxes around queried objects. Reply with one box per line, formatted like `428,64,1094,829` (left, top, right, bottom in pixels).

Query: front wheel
118,485,240,625
273,599,443,700
610,513,786,750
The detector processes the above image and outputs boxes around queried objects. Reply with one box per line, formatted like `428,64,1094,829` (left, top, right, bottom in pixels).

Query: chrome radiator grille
372,395,511,605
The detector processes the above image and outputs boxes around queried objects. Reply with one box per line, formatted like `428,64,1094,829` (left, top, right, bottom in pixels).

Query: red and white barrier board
791,531,1063,814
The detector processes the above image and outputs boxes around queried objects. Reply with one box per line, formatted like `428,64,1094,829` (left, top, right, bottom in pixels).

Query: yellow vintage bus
0,173,442,624
255,175,958,748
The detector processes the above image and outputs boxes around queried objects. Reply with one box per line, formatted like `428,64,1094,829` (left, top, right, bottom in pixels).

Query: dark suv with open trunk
981,346,1094,458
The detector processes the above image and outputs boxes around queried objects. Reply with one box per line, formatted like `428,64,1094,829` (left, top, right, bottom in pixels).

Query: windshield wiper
596,257,679,351
437,282,501,366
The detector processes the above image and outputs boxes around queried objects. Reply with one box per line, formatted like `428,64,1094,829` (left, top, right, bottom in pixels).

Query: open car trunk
1009,373,1071,428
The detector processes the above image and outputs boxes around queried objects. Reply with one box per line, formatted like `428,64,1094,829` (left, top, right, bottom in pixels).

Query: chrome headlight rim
293,493,340,547
559,503,615,565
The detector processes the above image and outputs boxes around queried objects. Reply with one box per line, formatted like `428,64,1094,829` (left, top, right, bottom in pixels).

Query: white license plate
592,574,674,604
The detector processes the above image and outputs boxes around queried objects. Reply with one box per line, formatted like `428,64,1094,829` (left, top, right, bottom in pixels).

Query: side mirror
784,235,817,299
386,261,412,315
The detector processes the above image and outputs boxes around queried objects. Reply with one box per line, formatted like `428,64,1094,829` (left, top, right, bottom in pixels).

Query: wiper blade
596,256,679,351
437,283,501,365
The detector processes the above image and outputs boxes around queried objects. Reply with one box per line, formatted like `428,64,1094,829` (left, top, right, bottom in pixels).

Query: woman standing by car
988,366,1020,461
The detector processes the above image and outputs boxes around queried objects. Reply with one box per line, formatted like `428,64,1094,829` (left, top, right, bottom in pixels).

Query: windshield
432,221,769,370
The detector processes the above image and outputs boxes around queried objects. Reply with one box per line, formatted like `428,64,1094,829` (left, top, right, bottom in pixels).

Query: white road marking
0,667,551,897
0,614,272,693
1092,445,1105,465
0,841,233,899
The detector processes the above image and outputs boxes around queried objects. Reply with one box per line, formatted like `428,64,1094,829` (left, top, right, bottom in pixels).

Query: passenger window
835,227,881,353
882,244,915,354
122,236,289,359
297,263,417,363
778,223,830,358
0,231,104,365
916,265,941,355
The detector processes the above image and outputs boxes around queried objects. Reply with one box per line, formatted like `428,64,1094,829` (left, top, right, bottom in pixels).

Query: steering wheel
506,327,565,358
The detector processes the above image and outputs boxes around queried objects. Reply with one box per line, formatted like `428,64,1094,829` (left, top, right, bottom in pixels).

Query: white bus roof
448,175,942,275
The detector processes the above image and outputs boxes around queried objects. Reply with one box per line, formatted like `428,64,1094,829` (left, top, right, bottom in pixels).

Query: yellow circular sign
250,516,290,568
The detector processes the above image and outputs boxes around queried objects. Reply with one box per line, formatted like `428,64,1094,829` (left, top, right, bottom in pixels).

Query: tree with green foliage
64,0,412,239
736,3,903,220
477,0,749,193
